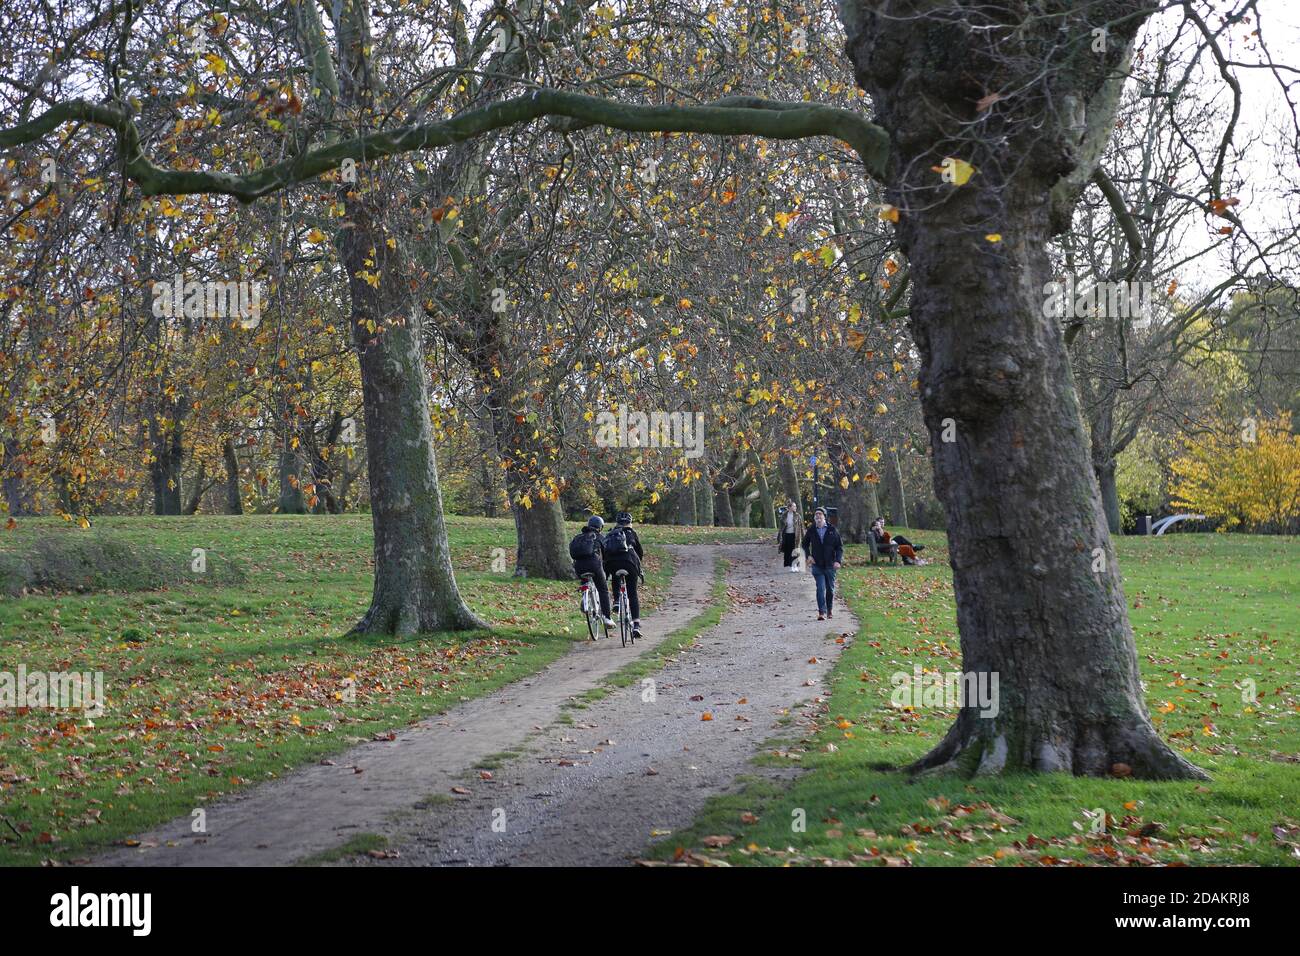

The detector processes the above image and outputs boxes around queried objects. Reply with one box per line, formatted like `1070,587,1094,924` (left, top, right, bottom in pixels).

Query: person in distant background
776,497,802,571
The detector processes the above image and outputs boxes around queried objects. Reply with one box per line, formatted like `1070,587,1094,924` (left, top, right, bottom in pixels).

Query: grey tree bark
713,482,735,526
749,449,776,528
694,470,714,527
511,496,572,579
675,482,697,525
842,0,1204,779
339,199,482,635
884,447,908,526
2,438,33,517
777,452,801,509
222,437,243,515
149,415,184,515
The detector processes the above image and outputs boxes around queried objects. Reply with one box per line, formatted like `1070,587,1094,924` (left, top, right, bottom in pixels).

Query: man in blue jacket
801,507,844,621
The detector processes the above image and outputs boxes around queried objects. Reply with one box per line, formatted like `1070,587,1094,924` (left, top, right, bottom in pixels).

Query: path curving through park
91,544,854,867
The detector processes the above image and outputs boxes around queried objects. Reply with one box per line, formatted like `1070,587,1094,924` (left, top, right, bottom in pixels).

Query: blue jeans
810,564,837,614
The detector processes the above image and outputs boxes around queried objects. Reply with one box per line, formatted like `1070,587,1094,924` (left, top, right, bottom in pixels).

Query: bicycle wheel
619,588,631,647
583,589,598,641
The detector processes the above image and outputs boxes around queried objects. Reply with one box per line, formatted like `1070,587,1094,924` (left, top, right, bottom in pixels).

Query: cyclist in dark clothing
603,512,646,637
570,515,615,626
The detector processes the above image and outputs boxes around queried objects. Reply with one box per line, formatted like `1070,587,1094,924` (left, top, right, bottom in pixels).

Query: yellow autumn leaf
934,157,976,185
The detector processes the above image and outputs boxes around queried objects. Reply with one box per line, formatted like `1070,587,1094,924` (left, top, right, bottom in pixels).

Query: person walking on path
801,507,843,620
777,497,802,571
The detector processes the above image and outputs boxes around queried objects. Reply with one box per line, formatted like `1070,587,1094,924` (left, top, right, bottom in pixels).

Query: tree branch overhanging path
2,0,1239,783
0,91,892,201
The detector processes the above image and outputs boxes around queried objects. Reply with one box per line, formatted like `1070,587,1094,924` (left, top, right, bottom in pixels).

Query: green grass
649,531,1300,867
0,514,758,866
297,832,389,865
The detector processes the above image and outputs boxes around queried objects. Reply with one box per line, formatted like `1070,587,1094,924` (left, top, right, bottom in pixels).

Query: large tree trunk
340,201,481,635
222,437,243,515
749,450,776,528
843,0,1204,779
480,380,570,580
149,415,184,515
474,390,502,518
694,471,714,527
884,447,908,526
2,437,33,516
512,496,571,579
1091,402,1123,533
277,404,307,514
777,452,801,509
184,463,206,515
836,454,873,544
713,482,735,526
1096,460,1122,535
675,482,697,525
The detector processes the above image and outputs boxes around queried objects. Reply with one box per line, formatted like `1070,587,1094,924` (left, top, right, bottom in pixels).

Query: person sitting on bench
871,518,925,564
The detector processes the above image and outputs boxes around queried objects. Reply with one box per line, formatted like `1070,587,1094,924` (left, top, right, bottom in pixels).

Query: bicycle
612,570,634,647
578,572,606,641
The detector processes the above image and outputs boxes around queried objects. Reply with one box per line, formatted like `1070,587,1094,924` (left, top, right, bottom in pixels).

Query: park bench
868,533,898,565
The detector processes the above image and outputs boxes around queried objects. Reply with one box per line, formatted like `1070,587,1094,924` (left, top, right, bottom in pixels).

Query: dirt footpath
92,546,719,866
353,545,854,866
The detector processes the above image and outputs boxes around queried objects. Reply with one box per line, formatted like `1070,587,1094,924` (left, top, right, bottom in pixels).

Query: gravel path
92,545,718,867
353,544,855,867
92,543,855,867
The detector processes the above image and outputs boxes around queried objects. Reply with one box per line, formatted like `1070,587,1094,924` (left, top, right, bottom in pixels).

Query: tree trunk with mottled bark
777,452,801,509
713,482,735,526
149,416,184,516
222,437,243,515
675,482,696,525
750,450,776,528
512,496,572,579
694,472,714,527
842,0,1203,779
2,438,33,516
340,200,481,635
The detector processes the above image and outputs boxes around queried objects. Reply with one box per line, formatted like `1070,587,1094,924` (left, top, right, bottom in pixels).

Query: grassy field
0,514,760,865
651,531,1300,867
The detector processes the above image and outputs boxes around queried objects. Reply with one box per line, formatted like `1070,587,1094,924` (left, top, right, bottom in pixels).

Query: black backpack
569,531,598,561
603,527,631,555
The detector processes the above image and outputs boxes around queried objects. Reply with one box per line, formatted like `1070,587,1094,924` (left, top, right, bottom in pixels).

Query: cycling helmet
615,511,633,526
586,515,605,530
